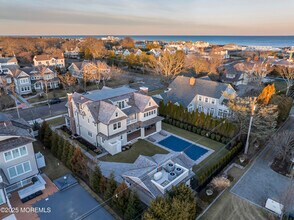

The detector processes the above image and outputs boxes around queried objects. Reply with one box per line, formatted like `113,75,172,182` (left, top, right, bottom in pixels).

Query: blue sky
0,0,293,35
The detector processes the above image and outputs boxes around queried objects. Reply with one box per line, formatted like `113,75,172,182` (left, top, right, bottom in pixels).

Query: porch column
156,121,162,132
140,127,145,138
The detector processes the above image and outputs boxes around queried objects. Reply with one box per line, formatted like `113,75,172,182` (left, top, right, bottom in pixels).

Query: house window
88,131,92,137
198,96,202,101
113,123,117,130
118,122,121,128
120,135,123,140
0,190,5,205
205,97,209,103
118,101,125,109
149,102,151,106
8,161,31,179
218,109,223,117
4,146,28,162
211,99,215,104
210,108,215,115
115,112,118,117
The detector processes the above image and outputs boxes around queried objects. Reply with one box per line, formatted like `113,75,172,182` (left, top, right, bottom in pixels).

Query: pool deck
147,130,214,165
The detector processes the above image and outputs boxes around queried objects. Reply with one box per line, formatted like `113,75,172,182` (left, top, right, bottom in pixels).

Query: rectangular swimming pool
158,135,209,161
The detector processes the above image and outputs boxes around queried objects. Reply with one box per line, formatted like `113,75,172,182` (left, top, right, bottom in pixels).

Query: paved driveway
231,117,294,211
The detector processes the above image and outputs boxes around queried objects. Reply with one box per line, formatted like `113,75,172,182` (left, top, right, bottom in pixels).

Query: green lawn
162,123,228,174
99,139,168,163
46,117,65,126
33,141,71,180
27,89,67,103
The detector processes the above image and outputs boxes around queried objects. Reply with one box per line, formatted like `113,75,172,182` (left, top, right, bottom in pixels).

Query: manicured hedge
163,118,232,145
159,101,237,138
193,142,243,191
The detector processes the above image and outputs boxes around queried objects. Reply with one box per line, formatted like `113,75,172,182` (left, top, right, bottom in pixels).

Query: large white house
155,76,237,118
66,86,163,155
33,53,65,68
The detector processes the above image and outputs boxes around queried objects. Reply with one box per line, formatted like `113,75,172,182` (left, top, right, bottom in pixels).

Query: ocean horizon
2,35,294,47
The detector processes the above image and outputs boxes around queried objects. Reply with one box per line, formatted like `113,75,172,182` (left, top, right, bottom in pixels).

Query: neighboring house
64,47,81,59
155,76,236,118
66,86,163,155
68,60,110,81
12,69,32,95
149,49,162,57
0,113,46,208
122,49,131,57
221,62,253,86
133,49,142,56
100,152,195,205
21,66,60,91
33,53,65,68
0,65,18,89
0,57,18,68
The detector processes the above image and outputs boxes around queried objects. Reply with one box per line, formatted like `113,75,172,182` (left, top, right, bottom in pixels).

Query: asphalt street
5,101,67,121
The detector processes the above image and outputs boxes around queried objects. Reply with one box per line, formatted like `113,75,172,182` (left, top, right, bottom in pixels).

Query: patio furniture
160,131,168,136
148,137,156,142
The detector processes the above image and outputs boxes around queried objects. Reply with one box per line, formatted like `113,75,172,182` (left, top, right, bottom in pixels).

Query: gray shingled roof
0,113,34,151
0,137,34,152
73,86,155,125
160,76,230,107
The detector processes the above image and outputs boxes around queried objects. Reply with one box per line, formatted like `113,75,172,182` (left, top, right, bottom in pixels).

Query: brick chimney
189,77,196,86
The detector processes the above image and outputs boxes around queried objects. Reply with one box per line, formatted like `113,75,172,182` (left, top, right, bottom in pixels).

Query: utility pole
244,97,257,155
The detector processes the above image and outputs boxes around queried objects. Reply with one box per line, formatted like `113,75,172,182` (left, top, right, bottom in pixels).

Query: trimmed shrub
200,130,206,136
176,121,180,127
180,123,184,129
221,136,227,143
188,125,192,131
210,133,216,140
216,135,221,142
184,124,188,130
192,126,197,133
197,128,201,135
168,118,173,124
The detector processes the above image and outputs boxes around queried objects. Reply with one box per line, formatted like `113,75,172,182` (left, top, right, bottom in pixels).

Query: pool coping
148,131,214,165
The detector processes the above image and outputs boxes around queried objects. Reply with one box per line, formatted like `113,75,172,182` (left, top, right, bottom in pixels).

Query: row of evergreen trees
90,167,142,219
39,121,88,178
143,183,197,220
159,101,237,138
38,121,141,219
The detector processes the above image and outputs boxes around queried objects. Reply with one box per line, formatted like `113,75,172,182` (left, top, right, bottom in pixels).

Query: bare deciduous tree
276,66,294,96
149,51,185,77
270,131,294,165
58,72,76,92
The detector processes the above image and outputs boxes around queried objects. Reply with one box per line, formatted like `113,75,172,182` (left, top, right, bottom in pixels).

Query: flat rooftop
150,160,189,193
84,86,137,101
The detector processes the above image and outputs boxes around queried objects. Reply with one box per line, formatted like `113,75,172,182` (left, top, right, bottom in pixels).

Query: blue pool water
158,135,209,161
